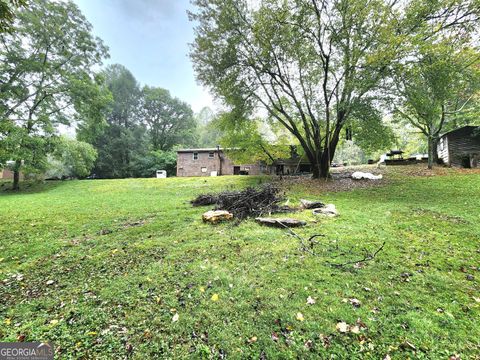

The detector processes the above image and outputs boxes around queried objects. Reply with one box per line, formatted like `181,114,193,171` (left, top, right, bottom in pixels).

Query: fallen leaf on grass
49,319,59,326
199,287,205,293
349,298,361,307
304,340,313,349
296,312,305,321
172,313,179,322
473,297,480,303
211,293,219,301
306,296,316,305
336,321,349,333
336,319,367,334
4,318,11,326
271,332,279,342
247,336,257,344
319,334,331,348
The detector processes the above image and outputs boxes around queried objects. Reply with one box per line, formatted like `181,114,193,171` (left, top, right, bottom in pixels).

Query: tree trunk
12,160,21,191
427,136,434,170
432,136,439,164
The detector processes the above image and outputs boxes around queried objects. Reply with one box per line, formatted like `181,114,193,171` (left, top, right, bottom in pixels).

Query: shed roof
440,126,479,138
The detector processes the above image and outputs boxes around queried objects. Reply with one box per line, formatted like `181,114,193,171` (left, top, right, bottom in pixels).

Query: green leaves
0,0,108,187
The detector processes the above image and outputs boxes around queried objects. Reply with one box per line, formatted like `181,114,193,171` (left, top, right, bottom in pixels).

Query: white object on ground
351,171,383,180
312,204,338,217
156,170,167,178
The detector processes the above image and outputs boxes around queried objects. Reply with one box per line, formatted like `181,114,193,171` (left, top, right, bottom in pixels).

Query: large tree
394,45,480,168
140,86,196,151
80,64,147,178
190,0,406,178
190,0,480,178
0,0,108,189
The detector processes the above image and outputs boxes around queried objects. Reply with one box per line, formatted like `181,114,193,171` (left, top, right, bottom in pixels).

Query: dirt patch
278,170,387,194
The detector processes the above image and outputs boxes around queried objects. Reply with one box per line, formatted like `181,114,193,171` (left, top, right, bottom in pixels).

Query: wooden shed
437,126,480,168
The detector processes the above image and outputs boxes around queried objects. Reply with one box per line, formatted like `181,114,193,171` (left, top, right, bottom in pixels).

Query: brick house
176,148,271,177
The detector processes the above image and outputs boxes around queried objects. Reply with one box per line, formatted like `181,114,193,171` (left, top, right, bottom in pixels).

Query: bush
131,150,177,178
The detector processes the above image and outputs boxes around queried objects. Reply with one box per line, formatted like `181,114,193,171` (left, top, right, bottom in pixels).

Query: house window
201,167,207,173
208,152,214,159
193,152,198,160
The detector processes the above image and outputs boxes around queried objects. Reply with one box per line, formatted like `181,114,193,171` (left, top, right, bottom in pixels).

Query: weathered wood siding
437,137,449,165
439,126,480,167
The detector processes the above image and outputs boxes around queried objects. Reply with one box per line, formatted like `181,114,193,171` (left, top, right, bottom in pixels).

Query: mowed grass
0,170,479,359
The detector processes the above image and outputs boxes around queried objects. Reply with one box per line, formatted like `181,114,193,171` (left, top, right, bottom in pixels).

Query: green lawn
0,169,479,359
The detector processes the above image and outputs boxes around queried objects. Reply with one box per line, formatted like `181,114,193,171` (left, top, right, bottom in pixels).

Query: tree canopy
190,0,480,177
0,0,109,189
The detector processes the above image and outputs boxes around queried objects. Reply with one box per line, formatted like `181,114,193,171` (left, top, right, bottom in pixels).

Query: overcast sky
73,0,214,113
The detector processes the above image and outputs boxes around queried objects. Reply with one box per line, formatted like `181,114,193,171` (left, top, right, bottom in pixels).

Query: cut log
202,210,233,224
300,199,325,209
255,217,306,227
312,204,338,217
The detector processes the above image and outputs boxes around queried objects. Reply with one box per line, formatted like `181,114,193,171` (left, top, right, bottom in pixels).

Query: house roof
177,148,223,153
440,126,479,138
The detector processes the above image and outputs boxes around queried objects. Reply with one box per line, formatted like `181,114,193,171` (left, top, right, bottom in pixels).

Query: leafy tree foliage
0,0,108,189
130,150,177,178
140,86,196,151
46,137,97,179
394,44,480,168
190,0,480,177
82,64,147,178
0,0,26,33
190,0,406,178
195,106,223,147
216,111,291,165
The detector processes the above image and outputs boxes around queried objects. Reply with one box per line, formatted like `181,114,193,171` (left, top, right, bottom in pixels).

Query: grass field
0,167,479,359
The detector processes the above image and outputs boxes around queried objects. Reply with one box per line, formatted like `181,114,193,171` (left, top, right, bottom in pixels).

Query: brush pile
191,183,289,219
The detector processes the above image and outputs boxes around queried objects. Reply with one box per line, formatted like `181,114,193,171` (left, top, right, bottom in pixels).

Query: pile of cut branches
191,183,290,219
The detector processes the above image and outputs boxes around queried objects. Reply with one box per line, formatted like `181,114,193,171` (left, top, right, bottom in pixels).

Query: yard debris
191,194,217,207
306,296,316,305
351,171,383,180
255,217,306,227
192,184,289,220
312,204,338,217
202,210,233,224
300,199,325,209
172,313,179,322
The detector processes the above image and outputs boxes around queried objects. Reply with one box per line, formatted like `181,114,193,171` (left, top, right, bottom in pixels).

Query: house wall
445,127,480,167
176,150,268,177
0,169,23,180
177,151,221,177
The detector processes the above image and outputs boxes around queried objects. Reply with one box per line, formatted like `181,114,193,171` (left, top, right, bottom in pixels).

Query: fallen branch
274,220,385,267
274,220,324,255
329,241,386,268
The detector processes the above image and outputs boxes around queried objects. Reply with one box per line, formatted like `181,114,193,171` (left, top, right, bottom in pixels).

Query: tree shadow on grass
0,179,71,196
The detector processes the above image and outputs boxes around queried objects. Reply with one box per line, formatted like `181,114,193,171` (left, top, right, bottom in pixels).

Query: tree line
0,0,210,190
